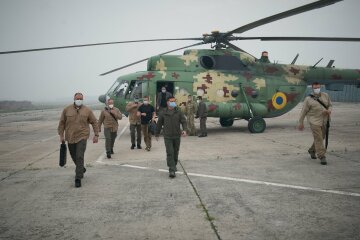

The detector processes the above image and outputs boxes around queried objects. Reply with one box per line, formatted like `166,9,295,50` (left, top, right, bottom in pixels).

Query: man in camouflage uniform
196,96,208,137
98,98,122,159
58,92,99,188
298,82,332,165
125,98,142,149
185,95,197,136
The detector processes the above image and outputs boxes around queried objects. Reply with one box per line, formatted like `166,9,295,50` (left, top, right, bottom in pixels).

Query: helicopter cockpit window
199,55,247,71
116,81,129,97
125,80,144,99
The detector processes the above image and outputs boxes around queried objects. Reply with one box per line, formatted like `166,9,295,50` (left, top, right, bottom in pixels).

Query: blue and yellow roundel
272,92,287,110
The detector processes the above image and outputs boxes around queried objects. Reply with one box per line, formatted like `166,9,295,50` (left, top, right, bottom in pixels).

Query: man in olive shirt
298,82,332,165
125,98,142,149
98,98,122,159
156,97,187,178
58,92,99,188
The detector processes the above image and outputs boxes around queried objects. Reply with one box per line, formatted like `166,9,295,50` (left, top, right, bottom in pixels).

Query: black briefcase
59,141,67,167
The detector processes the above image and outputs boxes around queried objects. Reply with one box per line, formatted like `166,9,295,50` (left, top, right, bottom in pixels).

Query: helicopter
1,0,359,133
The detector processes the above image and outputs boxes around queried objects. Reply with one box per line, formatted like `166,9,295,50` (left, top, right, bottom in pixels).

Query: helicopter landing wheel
219,118,234,127
248,116,266,133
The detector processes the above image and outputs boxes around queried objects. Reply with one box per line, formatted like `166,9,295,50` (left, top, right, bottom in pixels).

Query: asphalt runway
0,103,359,240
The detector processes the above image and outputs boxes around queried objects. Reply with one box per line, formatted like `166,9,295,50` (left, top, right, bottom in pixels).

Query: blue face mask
169,102,177,108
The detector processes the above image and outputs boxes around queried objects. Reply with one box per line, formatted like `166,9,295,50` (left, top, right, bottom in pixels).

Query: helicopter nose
98,94,106,103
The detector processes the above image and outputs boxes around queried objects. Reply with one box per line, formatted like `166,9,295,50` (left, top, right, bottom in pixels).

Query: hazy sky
0,0,359,102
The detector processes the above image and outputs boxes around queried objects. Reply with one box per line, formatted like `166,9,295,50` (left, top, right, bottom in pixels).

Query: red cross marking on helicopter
242,72,253,81
289,67,300,75
172,72,179,79
197,84,208,94
203,74,213,84
208,104,218,112
233,103,241,110
265,66,279,74
223,87,230,97
137,72,155,80
331,74,342,80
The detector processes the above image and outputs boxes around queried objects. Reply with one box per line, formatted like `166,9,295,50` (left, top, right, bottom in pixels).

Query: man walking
137,96,156,151
156,97,187,178
185,95,197,136
98,98,122,159
298,82,332,165
196,96,208,137
58,92,99,188
126,98,142,149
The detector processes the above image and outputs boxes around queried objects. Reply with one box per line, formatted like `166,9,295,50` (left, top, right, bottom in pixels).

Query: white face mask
74,100,83,107
197,100,200,104
143,100,149,105
161,89,166,93
313,88,321,94
108,104,114,109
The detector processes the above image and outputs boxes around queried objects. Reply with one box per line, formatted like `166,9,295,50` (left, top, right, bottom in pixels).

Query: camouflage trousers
309,123,326,158
68,139,87,179
186,114,196,136
104,128,117,153
164,137,181,172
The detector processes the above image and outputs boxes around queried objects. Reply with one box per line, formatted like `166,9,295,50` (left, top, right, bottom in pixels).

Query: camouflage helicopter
1,0,359,133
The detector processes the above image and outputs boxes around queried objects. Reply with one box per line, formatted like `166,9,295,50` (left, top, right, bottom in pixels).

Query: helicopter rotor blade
0,38,203,55
224,41,258,59
99,42,205,76
234,36,360,42
224,0,342,37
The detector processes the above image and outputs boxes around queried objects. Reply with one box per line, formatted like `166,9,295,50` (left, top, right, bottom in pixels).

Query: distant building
304,85,360,102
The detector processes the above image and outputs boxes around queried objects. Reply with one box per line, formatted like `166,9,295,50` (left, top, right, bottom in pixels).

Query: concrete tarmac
0,103,359,240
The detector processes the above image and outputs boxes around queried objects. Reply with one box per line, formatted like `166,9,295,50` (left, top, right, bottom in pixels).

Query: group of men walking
58,82,332,188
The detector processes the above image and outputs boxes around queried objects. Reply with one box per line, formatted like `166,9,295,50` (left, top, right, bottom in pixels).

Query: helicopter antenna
326,60,335,68
291,53,299,64
312,58,323,68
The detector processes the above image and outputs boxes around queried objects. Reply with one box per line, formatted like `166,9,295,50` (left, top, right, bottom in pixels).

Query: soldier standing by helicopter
298,82,332,165
98,98,122,159
196,96,208,137
185,95,197,136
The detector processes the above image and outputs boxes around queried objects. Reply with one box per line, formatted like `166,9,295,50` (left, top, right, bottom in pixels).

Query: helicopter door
155,81,174,108
156,82,174,95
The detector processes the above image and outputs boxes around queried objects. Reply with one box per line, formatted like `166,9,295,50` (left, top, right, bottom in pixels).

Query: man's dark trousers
68,139,87,179
164,137,180,172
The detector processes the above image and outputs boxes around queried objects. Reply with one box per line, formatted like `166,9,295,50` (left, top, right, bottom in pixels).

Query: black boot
75,179,81,188
137,144,142,149
106,152,111,159
131,144,135,149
